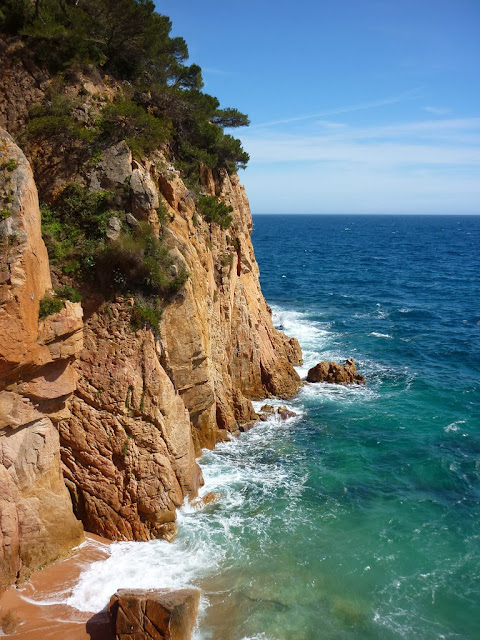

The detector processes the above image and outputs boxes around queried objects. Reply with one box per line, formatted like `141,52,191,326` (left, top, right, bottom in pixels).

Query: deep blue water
71,214,480,640
243,214,480,639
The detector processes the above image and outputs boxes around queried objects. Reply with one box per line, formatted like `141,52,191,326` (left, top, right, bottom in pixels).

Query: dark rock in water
277,405,297,420
257,404,297,422
109,588,200,640
307,359,365,385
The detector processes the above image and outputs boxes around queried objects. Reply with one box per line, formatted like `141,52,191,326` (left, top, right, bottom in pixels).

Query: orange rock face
158,165,302,447
0,130,83,593
60,151,302,542
60,304,202,541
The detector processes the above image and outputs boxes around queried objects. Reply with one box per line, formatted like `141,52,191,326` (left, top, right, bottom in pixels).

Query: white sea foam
67,538,212,613
300,380,378,404
369,332,393,339
444,420,466,433
67,412,305,624
271,306,332,350
270,305,339,378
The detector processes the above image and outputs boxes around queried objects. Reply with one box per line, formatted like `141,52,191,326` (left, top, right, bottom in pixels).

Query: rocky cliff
0,45,302,589
0,130,84,592
59,138,302,541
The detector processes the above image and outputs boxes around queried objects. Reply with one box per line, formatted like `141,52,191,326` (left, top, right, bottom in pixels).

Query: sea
67,214,480,640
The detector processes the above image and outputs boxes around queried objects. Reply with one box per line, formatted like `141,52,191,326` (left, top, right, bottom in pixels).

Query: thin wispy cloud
241,115,480,214
202,66,231,76
316,120,347,129
423,106,451,115
241,118,480,167
251,89,422,128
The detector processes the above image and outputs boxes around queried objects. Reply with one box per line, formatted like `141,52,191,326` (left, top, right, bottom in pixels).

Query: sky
156,0,480,214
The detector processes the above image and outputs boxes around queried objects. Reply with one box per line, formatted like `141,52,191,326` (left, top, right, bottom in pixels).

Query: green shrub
1,160,18,171
39,294,63,318
99,99,170,157
197,195,233,229
122,434,131,457
54,285,82,302
0,209,11,220
130,300,163,335
27,95,96,142
220,252,234,268
95,222,187,297
41,184,114,276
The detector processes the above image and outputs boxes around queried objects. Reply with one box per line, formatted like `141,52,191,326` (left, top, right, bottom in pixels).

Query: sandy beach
0,535,112,639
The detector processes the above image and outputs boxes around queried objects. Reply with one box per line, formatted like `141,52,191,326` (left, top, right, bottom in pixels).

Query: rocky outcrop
0,38,48,135
57,144,302,541
59,302,202,542
0,130,84,592
108,588,200,640
306,359,365,385
0,56,303,552
157,165,302,448
258,404,297,422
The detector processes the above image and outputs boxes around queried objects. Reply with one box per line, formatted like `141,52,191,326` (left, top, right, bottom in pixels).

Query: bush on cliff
38,293,63,318
27,94,96,142
41,183,113,275
197,195,233,229
98,98,171,158
95,222,187,298
130,299,163,335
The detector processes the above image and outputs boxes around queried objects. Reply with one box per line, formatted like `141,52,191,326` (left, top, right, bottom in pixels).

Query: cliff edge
0,17,302,591
0,130,84,592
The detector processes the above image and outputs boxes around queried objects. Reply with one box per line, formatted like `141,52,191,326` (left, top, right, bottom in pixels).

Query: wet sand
0,535,113,639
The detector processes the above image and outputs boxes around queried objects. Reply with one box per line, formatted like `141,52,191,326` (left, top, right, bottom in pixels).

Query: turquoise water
70,215,480,640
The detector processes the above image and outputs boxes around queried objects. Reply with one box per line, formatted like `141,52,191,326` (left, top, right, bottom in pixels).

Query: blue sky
157,0,480,214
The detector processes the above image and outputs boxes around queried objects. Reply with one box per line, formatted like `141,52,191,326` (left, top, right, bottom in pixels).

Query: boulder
190,491,222,510
277,405,297,420
108,588,200,640
257,405,297,422
106,216,122,241
88,141,132,193
306,359,365,385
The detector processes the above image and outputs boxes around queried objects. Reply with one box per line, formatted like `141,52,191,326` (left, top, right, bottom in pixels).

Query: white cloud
241,118,480,167
423,106,451,115
239,116,480,214
315,120,348,129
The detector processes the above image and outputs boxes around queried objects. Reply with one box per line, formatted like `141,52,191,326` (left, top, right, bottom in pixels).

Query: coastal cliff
58,138,301,541
0,131,84,592
0,25,302,589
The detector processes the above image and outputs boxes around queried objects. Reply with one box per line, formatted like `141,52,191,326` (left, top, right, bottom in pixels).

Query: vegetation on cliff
0,0,250,176
0,0,252,332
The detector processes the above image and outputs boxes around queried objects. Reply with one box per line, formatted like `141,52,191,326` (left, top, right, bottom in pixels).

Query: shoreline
0,534,111,639
0,398,302,639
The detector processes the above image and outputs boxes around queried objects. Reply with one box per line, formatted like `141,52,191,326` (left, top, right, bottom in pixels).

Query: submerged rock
108,588,200,640
306,359,365,385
